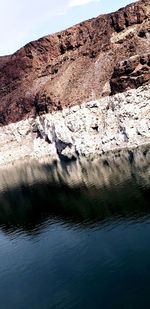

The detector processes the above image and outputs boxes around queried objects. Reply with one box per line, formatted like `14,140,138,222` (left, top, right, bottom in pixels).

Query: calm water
0,149,150,309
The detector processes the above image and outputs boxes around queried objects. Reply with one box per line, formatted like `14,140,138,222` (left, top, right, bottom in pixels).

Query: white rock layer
0,85,150,166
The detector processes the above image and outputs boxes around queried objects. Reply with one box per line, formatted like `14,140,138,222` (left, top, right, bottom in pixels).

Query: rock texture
0,0,150,125
111,53,150,94
0,85,149,166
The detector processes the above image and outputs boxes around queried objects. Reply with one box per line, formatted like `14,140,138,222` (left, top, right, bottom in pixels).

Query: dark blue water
0,150,150,309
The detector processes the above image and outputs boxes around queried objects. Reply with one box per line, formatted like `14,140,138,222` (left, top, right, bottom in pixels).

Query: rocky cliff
0,0,150,125
0,0,150,166
0,84,149,166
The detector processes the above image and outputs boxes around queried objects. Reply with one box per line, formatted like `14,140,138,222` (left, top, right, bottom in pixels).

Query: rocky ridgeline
0,85,149,166
0,0,149,165
0,0,150,125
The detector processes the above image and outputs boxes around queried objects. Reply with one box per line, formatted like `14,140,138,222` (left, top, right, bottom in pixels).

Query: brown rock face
110,53,150,94
0,0,150,125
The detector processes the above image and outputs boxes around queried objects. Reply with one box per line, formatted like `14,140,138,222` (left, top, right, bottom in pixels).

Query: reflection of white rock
0,146,149,191
0,84,150,165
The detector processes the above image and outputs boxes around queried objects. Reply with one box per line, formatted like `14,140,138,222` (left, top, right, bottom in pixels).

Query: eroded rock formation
110,53,150,94
0,0,150,125
0,84,149,165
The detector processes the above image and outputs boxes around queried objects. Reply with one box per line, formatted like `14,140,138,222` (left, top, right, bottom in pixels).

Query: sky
0,0,134,56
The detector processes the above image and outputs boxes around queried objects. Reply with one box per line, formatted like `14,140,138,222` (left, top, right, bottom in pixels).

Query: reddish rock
0,0,150,125
110,53,150,94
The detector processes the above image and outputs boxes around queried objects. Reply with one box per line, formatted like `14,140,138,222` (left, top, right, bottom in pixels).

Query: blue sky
0,0,134,56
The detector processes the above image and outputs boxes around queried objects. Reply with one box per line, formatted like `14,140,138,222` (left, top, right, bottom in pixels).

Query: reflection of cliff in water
0,146,149,234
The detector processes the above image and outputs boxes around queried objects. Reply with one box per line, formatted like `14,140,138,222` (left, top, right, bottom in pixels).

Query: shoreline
0,144,149,192
0,141,150,170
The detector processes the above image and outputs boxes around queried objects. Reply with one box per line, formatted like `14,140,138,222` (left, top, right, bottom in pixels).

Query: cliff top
0,0,150,125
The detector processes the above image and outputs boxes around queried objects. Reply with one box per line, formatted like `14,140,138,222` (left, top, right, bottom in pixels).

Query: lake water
0,148,150,309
